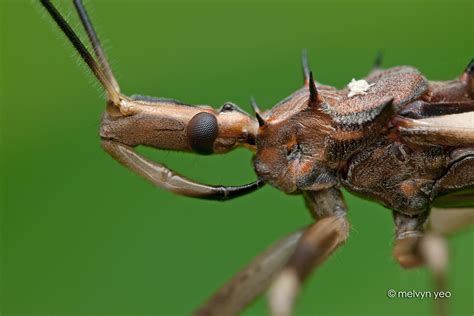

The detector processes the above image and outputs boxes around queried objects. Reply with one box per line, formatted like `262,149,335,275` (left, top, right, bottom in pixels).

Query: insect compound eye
186,112,219,155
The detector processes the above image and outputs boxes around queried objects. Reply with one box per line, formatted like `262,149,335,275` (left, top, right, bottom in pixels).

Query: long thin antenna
40,0,120,103
73,0,120,92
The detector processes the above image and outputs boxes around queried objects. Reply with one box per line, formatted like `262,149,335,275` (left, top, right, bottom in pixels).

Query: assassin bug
40,0,474,315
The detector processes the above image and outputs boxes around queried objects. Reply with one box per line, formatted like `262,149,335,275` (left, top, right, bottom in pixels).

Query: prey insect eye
187,112,219,155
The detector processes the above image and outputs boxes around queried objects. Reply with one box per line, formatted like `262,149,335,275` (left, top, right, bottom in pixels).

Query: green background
1,0,473,315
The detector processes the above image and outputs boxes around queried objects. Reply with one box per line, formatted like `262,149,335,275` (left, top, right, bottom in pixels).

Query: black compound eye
186,112,219,155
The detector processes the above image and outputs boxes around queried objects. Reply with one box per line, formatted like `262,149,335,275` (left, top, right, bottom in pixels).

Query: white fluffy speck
347,78,375,98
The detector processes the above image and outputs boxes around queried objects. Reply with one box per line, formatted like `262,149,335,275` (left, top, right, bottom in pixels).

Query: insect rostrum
41,1,474,315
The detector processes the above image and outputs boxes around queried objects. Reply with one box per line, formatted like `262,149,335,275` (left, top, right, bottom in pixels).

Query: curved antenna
40,0,120,104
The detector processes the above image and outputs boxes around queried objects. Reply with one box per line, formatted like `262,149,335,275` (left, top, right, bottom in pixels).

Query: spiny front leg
268,188,350,316
101,139,262,200
100,99,262,200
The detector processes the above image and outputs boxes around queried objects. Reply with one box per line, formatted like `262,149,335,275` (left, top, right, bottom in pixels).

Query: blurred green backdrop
1,0,473,315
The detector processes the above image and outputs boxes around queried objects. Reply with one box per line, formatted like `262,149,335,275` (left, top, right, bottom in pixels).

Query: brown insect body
254,65,474,217
41,1,474,315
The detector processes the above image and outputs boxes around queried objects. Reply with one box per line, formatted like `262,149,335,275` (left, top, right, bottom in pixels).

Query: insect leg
393,60,474,146
268,188,349,316
100,97,262,196
429,207,474,236
393,211,448,316
392,211,430,268
193,228,306,316
425,207,474,315
395,108,474,146
398,100,474,119
431,154,474,204
419,234,449,316
73,0,120,92
101,140,263,200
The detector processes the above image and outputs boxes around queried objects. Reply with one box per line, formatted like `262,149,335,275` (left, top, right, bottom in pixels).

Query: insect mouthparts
347,78,375,98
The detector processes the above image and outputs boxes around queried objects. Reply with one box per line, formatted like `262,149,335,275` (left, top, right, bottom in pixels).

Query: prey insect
41,1,474,315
